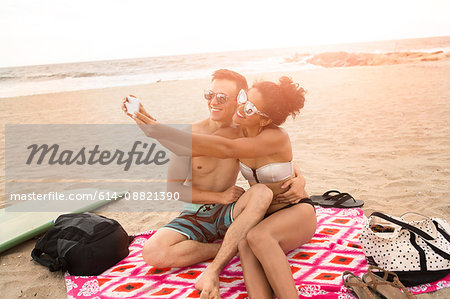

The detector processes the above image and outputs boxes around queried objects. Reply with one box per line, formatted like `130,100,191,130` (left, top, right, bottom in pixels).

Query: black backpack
31,212,134,276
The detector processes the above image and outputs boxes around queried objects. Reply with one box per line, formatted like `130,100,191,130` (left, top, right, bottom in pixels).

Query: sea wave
1,36,449,98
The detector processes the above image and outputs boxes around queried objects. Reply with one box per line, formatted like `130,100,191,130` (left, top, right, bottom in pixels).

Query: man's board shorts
162,203,236,243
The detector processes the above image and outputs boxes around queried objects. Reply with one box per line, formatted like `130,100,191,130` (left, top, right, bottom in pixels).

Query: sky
1,0,450,67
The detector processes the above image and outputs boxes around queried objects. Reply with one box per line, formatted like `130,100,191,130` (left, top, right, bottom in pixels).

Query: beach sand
1,59,449,298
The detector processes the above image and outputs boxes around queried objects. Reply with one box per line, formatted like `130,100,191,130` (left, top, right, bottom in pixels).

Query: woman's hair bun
278,76,294,87
278,76,305,119
251,77,306,125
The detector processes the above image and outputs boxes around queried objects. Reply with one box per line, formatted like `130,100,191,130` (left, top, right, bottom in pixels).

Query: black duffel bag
31,212,134,276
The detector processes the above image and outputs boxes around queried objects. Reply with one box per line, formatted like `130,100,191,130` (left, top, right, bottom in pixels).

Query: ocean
1,36,449,98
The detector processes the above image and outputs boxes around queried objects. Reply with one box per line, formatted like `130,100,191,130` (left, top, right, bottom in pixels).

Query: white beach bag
359,211,450,286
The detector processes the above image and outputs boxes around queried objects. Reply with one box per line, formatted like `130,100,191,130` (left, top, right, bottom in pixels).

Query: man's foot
195,270,221,299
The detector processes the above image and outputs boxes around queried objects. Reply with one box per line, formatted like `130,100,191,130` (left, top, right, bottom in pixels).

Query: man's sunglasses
237,89,269,118
204,90,229,104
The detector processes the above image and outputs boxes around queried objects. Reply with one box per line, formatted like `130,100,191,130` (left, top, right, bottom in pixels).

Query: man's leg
143,228,221,268
195,184,273,298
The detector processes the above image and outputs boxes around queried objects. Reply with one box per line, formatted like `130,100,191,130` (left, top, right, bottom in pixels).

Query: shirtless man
125,69,307,297
141,69,253,267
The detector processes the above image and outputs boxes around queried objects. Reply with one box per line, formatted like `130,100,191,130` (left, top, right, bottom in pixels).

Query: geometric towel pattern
65,208,450,298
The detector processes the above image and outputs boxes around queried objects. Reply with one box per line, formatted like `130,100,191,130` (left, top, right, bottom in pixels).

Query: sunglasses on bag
204,90,229,104
237,89,269,118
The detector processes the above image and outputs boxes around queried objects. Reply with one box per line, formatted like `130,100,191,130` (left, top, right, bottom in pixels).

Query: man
129,69,307,297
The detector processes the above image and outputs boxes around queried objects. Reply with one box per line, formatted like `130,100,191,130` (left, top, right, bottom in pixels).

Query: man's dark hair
211,69,248,95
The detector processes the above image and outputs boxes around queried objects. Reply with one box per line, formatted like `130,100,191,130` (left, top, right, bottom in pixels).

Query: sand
0,59,449,298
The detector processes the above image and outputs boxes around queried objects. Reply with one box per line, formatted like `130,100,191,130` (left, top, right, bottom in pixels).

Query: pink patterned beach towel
65,208,450,298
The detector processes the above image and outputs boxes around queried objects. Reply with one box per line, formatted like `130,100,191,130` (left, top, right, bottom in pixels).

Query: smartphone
125,95,140,116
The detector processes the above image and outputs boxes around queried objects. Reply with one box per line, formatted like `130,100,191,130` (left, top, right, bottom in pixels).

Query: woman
130,76,317,298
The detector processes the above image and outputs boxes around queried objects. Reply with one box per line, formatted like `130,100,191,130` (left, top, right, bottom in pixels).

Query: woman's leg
246,203,317,299
195,184,273,297
238,238,273,299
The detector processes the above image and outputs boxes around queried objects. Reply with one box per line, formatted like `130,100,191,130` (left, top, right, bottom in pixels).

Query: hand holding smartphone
124,95,140,116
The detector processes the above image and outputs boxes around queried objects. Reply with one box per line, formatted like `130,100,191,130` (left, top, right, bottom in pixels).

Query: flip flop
362,266,416,299
310,190,364,208
342,271,376,299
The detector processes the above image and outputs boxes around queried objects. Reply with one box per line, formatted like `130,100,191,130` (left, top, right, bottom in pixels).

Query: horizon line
2,34,449,69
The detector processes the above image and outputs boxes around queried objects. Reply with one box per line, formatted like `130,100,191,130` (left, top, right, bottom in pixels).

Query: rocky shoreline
286,50,450,67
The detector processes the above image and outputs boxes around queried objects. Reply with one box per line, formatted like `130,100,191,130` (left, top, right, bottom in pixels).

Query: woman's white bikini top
239,161,294,184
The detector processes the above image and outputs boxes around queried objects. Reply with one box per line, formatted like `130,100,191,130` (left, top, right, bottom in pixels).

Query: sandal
310,190,364,208
362,266,416,299
342,271,376,299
